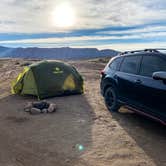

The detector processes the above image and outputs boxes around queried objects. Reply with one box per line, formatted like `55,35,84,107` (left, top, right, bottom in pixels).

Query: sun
52,3,76,28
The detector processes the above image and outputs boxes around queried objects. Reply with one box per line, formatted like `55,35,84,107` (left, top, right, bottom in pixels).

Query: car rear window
109,57,123,71
120,55,142,74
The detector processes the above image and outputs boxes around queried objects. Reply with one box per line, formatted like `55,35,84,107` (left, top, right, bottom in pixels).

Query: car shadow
0,94,95,166
112,108,166,166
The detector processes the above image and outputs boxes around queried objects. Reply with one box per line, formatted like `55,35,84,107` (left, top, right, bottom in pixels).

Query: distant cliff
0,46,119,60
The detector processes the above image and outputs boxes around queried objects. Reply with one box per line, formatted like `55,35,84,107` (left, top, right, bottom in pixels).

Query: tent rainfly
11,61,84,99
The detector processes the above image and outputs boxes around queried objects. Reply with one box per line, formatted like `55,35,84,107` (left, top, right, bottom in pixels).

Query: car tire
104,86,120,112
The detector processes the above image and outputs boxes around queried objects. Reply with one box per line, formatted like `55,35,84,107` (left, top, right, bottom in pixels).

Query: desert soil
0,58,165,166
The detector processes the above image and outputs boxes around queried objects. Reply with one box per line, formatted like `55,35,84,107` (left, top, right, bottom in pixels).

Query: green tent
11,61,84,99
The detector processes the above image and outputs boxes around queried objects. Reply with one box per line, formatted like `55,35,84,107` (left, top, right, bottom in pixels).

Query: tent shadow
0,94,95,166
111,109,166,166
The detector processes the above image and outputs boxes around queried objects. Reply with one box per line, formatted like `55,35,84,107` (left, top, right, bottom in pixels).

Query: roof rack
153,48,166,52
119,49,160,56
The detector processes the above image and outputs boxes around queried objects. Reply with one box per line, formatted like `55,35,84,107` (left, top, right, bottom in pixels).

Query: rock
42,108,48,113
20,62,32,66
24,101,57,114
65,159,70,163
15,61,20,65
30,108,41,115
24,102,33,112
47,104,57,113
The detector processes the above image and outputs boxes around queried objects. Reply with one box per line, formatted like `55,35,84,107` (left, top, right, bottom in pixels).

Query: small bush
20,62,32,66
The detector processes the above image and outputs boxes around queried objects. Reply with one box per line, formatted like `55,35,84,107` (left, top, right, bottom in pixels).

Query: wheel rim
105,88,116,109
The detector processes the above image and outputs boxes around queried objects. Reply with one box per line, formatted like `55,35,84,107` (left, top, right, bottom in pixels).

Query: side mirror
152,71,166,81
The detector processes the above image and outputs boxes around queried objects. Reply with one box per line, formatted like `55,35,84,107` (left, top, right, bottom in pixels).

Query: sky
0,0,166,51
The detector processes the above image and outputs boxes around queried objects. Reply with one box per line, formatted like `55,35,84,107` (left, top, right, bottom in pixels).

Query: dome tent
11,61,84,99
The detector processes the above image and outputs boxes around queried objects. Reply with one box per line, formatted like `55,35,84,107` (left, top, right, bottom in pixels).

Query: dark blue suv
100,49,166,125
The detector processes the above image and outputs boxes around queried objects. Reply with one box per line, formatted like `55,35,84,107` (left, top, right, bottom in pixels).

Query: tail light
100,70,105,75
100,70,106,78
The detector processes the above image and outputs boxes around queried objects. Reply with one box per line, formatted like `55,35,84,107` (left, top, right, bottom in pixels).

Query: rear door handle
114,74,118,79
134,79,142,84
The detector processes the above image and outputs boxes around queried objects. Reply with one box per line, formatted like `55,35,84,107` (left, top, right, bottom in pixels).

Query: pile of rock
24,101,57,115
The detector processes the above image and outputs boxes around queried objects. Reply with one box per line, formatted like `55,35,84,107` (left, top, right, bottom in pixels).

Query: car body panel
135,75,166,120
100,51,166,125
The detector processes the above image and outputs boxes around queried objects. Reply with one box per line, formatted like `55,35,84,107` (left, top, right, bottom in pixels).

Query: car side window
140,55,166,77
120,56,142,74
109,57,123,71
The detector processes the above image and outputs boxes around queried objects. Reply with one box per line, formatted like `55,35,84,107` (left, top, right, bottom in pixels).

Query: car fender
102,76,118,95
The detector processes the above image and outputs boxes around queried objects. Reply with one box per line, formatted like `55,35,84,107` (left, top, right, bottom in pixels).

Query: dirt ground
0,59,165,166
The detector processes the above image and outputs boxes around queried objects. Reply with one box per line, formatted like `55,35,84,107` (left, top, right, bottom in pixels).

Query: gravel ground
0,59,165,166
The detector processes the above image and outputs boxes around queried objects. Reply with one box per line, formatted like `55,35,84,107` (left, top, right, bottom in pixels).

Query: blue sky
0,0,166,51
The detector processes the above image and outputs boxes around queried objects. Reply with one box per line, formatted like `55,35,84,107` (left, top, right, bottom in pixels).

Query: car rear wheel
104,86,120,112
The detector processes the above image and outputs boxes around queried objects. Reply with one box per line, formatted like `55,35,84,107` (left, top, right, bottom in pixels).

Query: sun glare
52,3,76,28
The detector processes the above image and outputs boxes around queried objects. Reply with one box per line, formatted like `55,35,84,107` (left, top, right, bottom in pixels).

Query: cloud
0,0,166,33
95,42,166,51
1,29,166,42
97,25,166,35
1,0,166,51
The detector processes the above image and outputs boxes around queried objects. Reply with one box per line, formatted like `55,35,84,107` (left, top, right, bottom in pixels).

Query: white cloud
104,42,166,51
0,0,166,33
1,31,166,45
97,25,166,35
